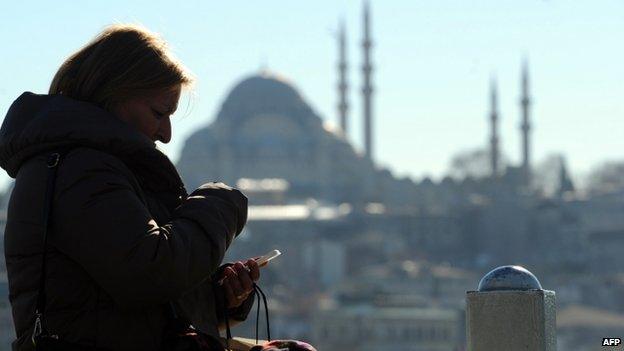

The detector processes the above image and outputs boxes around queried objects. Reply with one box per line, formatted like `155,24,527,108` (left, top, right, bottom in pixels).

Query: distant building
312,306,464,351
336,260,478,309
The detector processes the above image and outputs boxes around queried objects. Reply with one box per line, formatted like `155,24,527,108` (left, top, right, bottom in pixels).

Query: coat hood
0,92,187,199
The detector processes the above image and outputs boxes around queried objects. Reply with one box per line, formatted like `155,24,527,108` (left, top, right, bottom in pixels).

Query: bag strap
32,150,67,345
223,292,232,350
222,282,271,347
253,283,270,343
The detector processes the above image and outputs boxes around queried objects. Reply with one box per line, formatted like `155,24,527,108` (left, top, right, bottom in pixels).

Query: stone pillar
466,265,556,351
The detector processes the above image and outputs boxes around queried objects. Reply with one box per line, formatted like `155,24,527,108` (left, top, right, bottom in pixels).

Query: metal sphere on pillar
478,265,542,292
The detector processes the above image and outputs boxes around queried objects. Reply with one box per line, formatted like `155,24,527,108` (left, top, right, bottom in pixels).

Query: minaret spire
520,58,532,188
337,19,349,136
362,0,374,160
489,77,500,178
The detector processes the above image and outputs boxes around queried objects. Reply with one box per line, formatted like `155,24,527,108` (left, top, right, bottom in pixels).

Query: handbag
235,285,317,351
162,279,271,351
162,301,226,351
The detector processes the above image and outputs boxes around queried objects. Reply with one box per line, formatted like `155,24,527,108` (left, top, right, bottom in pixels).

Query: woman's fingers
245,259,260,282
222,280,241,308
220,258,262,309
234,261,254,293
224,266,246,299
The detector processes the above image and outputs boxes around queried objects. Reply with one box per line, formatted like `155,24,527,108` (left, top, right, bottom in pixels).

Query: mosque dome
216,71,317,127
225,72,300,106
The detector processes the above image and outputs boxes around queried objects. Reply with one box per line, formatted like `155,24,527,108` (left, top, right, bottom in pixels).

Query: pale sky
1,0,622,192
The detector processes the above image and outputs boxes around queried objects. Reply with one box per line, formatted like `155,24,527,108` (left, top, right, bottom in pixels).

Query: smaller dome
478,265,542,292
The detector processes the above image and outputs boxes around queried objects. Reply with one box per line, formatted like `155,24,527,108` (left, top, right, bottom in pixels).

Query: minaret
362,0,374,160
489,78,500,178
337,20,349,135
557,156,575,198
520,59,532,188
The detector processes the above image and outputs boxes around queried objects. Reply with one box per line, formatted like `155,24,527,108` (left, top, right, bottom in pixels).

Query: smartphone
254,249,281,267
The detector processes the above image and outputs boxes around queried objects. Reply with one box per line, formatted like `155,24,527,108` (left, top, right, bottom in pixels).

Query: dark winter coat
0,92,252,350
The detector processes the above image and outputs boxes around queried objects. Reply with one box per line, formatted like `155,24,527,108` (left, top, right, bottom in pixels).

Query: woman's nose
157,116,172,143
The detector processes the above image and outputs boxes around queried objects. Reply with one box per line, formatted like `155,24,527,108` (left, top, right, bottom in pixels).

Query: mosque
176,72,380,205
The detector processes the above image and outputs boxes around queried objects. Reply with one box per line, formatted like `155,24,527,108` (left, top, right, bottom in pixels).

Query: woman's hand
221,259,260,309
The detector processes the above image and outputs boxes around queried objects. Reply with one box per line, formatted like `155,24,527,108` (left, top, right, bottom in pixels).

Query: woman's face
112,85,181,144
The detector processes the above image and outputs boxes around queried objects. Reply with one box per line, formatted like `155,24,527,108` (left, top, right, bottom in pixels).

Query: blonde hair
49,24,194,110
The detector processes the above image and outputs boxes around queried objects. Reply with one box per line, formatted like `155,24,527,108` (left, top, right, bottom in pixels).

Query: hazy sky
1,0,622,192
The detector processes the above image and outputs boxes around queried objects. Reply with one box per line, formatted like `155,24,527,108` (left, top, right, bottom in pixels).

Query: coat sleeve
51,148,247,309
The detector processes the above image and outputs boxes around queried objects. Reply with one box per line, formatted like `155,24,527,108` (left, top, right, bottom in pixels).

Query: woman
0,24,259,350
